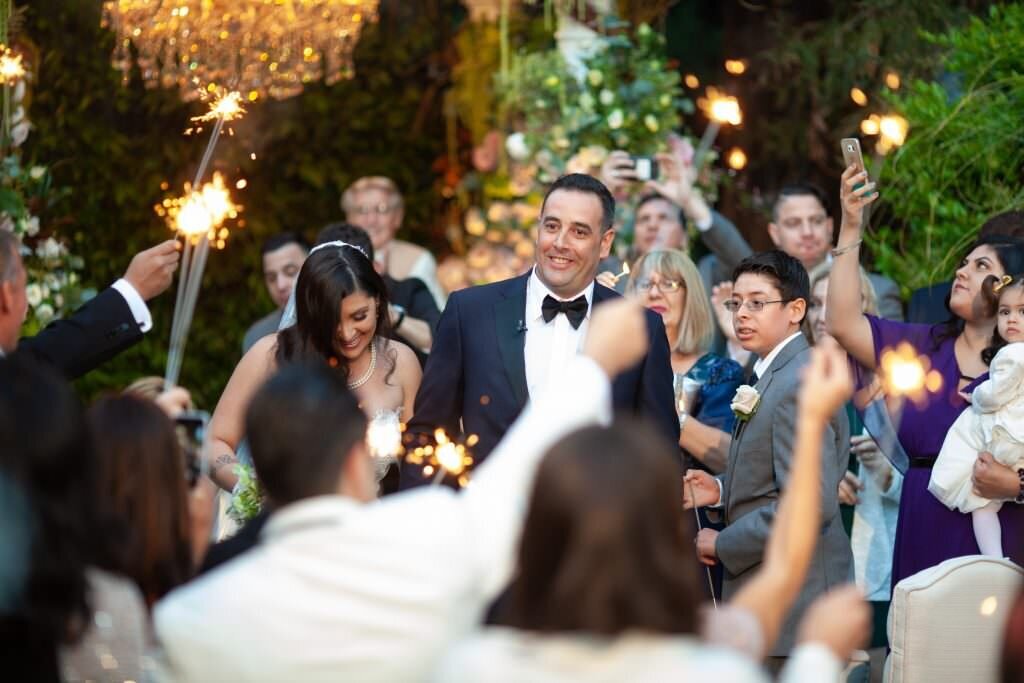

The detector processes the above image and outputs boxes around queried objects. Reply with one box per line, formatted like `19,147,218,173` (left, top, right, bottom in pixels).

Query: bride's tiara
310,240,370,261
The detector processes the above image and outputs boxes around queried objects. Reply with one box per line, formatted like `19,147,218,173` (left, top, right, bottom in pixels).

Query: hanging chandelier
102,0,381,102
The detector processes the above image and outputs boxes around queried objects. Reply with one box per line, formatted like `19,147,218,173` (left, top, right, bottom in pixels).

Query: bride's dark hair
276,244,395,384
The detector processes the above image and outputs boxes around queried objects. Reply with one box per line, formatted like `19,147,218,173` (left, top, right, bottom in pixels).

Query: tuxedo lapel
494,274,530,409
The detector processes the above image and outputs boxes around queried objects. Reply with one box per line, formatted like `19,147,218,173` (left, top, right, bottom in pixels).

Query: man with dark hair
684,249,851,664
908,210,1024,324
153,299,650,681
402,173,679,488
316,222,439,364
242,232,309,353
0,230,179,378
702,181,903,321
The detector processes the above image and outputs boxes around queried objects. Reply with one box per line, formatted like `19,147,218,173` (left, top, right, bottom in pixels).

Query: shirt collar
260,495,362,542
753,331,803,379
526,268,595,324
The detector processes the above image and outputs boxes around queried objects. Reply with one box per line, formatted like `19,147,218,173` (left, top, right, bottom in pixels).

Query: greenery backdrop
24,0,463,406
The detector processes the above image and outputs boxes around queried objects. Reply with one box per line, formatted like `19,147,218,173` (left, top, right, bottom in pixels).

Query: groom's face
535,189,614,299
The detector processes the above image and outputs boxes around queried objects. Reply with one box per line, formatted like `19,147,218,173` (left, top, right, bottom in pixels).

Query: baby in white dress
930,275,1024,557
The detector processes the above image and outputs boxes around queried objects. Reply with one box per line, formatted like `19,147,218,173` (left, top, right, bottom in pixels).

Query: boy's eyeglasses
723,299,792,313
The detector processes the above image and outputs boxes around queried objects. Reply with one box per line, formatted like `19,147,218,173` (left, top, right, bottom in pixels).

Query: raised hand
595,270,619,290
123,239,181,301
839,164,879,232
583,298,648,379
643,153,712,226
710,281,738,341
797,585,870,662
683,468,720,509
599,150,638,195
798,337,853,423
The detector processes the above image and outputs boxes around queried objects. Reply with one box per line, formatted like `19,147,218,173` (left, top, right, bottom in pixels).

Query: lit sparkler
0,48,24,83
405,429,477,488
609,261,630,283
162,173,242,388
164,89,247,389
879,342,942,405
367,414,404,462
695,87,743,166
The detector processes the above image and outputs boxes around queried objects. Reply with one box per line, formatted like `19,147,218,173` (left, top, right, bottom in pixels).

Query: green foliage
23,0,459,406
871,4,1024,293
496,21,690,171
228,464,263,525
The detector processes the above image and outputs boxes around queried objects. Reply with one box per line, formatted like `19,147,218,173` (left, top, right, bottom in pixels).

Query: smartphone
630,155,659,182
175,410,210,488
840,137,869,192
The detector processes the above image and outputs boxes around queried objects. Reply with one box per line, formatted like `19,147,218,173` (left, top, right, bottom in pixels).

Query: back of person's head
627,249,713,355
732,250,811,323
316,222,375,261
87,394,192,605
260,232,309,257
275,241,393,379
0,355,95,649
772,182,831,220
245,363,370,506
500,419,699,636
542,173,616,231
0,229,18,282
980,211,1024,240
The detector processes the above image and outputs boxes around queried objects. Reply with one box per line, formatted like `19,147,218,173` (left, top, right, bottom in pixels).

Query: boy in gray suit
684,250,852,662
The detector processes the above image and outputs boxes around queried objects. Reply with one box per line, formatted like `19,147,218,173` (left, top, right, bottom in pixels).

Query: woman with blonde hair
627,249,743,473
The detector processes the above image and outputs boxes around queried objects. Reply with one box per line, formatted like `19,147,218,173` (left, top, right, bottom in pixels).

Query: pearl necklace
347,342,377,390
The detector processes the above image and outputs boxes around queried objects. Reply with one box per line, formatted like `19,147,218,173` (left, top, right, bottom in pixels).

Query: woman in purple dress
827,164,1024,586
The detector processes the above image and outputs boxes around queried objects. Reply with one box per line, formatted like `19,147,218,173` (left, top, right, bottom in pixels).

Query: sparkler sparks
879,342,942,403
156,173,242,247
0,48,24,83
404,429,477,487
192,90,246,123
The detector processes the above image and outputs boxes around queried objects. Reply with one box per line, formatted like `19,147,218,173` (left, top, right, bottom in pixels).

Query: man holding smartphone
596,147,752,294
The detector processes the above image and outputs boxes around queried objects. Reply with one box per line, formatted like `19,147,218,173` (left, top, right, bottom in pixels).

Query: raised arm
826,165,879,368
206,334,277,490
460,299,648,598
727,339,853,656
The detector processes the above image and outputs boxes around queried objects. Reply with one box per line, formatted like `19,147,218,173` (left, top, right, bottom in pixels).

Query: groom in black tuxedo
401,173,678,488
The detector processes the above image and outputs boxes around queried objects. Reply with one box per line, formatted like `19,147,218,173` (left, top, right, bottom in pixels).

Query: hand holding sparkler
123,240,180,301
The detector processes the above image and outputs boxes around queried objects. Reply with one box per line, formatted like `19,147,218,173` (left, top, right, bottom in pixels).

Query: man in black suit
401,173,678,488
0,229,179,378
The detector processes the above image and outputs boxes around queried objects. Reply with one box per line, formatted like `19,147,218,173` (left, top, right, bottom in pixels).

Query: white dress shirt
523,268,595,399
434,628,840,683
752,331,803,381
110,278,153,332
153,356,612,683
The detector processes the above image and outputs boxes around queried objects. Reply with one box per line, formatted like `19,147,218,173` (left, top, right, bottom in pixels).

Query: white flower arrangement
730,384,761,422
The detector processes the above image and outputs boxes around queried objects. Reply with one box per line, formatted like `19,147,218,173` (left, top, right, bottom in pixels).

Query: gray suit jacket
715,334,852,656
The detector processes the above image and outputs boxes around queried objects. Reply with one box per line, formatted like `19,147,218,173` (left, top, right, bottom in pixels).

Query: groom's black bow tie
541,294,589,329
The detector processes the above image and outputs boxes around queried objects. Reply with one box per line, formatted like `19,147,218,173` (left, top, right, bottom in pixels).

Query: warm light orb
879,114,909,147
366,415,403,461
885,71,901,90
880,342,938,404
850,87,868,106
700,88,742,126
684,73,700,89
724,59,747,75
726,147,747,170
860,114,881,135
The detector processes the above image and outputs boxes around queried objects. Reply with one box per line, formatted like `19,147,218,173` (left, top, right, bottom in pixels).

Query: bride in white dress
205,240,422,505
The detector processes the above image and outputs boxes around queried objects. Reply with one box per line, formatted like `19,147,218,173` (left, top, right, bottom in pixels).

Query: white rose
587,69,603,87
25,283,42,307
730,384,760,417
24,216,39,236
607,109,624,130
505,132,530,161
10,120,29,148
29,166,45,180
579,91,595,111
35,303,54,323
599,89,615,106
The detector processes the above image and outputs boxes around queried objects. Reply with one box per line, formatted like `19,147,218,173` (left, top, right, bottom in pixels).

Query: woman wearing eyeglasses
627,249,743,474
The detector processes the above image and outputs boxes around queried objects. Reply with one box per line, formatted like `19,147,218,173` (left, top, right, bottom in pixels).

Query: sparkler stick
694,89,742,168
609,261,630,283
164,92,244,388
688,478,718,609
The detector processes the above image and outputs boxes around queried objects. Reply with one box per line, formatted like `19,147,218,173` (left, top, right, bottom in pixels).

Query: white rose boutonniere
731,385,760,422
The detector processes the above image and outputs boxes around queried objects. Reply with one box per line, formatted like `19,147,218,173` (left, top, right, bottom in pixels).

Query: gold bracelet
830,239,862,257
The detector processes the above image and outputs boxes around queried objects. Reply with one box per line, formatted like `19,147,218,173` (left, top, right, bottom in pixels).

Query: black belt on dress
908,457,935,469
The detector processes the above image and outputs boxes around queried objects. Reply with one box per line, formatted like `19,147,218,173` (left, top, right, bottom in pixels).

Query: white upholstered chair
885,555,1023,683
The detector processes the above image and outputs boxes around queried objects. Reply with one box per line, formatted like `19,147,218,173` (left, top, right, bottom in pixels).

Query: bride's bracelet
830,239,862,258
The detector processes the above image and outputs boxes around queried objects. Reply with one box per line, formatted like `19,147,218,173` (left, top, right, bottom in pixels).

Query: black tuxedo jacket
400,272,679,489
16,287,143,379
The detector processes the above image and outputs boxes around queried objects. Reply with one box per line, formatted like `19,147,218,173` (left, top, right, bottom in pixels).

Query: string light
726,147,747,170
